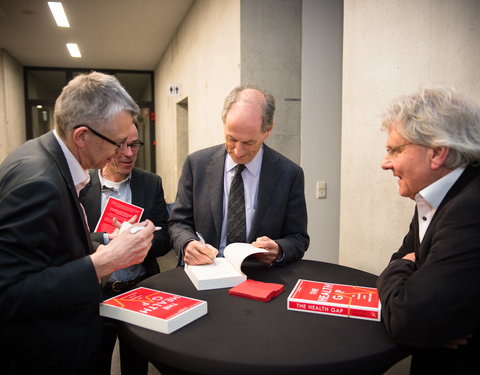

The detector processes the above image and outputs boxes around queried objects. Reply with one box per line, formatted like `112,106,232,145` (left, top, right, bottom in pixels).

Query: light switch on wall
316,181,326,199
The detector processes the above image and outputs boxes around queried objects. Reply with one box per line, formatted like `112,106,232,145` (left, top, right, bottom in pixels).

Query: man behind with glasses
80,120,170,375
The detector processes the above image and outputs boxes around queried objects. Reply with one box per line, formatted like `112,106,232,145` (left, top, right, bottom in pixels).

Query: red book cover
94,196,144,233
287,279,381,321
100,287,208,334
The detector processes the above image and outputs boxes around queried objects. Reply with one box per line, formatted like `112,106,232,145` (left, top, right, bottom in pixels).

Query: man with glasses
80,120,170,375
377,86,480,374
0,72,156,374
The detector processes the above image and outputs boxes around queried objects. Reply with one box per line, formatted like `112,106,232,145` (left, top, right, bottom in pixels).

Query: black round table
117,260,409,374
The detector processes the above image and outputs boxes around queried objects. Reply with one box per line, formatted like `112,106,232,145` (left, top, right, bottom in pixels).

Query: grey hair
221,84,275,133
54,71,140,138
381,85,480,168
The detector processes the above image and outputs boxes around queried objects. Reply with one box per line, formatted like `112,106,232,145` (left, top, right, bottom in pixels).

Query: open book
184,243,268,290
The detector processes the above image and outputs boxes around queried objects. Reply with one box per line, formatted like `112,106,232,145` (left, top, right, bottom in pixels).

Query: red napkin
228,279,285,302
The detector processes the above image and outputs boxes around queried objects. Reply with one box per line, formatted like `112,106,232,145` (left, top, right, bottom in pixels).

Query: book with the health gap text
287,279,381,321
100,287,207,334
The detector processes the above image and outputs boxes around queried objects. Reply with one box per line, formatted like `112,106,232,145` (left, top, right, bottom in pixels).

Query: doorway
24,67,156,173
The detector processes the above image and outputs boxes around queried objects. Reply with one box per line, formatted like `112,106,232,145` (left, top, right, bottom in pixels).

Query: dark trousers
410,335,479,375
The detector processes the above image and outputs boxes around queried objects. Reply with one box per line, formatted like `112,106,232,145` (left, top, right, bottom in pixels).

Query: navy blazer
377,165,480,373
80,167,171,276
0,131,103,374
168,144,309,265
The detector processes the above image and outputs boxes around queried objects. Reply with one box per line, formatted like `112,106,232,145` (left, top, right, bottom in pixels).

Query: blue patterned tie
227,164,246,244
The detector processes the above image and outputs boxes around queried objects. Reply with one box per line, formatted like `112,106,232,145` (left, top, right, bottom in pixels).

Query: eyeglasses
74,125,126,150
126,140,144,152
385,143,413,157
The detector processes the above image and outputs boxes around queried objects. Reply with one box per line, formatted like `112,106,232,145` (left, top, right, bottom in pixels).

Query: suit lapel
207,146,227,241
84,170,102,230
130,168,143,207
249,145,281,241
39,131,94,254
417,166,477,261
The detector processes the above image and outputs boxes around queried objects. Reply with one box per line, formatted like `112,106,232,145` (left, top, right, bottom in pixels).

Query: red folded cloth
228,279,285,302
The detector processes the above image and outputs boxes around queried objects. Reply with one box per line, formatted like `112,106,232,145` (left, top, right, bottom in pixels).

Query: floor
111,249,178,375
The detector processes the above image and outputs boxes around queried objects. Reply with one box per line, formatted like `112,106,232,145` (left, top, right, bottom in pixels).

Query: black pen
195,231,216,264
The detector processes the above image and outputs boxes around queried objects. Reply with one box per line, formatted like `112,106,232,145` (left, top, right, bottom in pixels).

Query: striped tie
227,164,246,244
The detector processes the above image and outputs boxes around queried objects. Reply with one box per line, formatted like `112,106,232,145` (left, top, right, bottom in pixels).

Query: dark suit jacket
79,168,171,276
377,165,480,374
0,131,103,374
168,144,309,265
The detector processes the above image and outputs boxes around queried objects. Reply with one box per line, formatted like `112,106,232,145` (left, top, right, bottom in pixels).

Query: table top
117,260,408,375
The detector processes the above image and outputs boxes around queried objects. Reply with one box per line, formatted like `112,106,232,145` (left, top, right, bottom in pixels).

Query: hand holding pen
195,231,217,264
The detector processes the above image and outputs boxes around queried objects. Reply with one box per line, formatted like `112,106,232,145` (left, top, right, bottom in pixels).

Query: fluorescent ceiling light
48,2,70,27
66,43,81,58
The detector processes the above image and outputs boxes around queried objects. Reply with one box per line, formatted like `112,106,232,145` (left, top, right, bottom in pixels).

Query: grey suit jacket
168,144,309,265
80,168,171,276
377,165,480,373
0,131,103,374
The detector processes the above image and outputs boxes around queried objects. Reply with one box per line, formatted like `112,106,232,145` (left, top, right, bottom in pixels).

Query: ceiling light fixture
48,2,70,27
66,43,81,58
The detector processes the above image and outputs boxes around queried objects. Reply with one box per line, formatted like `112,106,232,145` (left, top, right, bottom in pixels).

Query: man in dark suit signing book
0,72,155,375
80,120,170,375
169,85,309,266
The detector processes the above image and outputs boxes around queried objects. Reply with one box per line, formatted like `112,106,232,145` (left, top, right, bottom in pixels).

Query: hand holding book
252,236,282,265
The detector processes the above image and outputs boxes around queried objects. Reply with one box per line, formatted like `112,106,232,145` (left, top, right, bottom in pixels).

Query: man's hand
90,219,154,280
402,252,416,262
443,335,472,350
184,240,219,265
252,236,281,265
108,215,138,240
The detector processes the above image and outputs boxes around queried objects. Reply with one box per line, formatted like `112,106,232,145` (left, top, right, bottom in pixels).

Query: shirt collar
416,167,464,209
53,129,90,196
98,169,131,190
225,146,264,176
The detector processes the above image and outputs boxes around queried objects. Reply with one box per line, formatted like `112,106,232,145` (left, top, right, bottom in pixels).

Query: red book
287,279,381,321
94,196,144,233
228,279,285,302
99,287,208,334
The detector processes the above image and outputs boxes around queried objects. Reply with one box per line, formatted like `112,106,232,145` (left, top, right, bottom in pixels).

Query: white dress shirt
415,167,464,242
218,147,264,255
53,130,90,196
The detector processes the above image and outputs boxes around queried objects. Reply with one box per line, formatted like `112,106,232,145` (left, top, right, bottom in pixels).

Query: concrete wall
340,0,480,275
301,0,343,263
0,49,25,163
155,0,303,204
241,0,302,164
155,0,241,203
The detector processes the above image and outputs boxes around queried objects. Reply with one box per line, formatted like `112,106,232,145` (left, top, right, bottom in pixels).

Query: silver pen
195,231,216,263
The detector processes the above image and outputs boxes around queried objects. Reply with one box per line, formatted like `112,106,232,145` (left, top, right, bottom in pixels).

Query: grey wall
301,0,343,263
155,0,242,203
155,0,303,203
241,0,302,164
0,49,25,162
